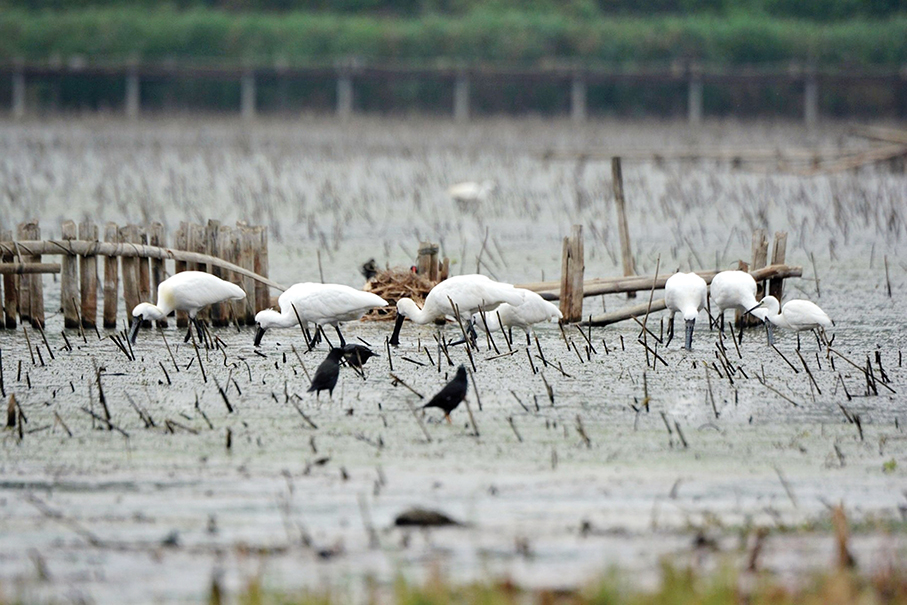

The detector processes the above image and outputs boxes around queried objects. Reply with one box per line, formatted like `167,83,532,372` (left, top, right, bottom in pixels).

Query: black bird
423,365,468,423
308,348,344,399
341,343,378,369
360,258,379,281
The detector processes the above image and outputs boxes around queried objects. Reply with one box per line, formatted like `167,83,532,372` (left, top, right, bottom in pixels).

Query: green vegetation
232,562,907,604
0,8,906,66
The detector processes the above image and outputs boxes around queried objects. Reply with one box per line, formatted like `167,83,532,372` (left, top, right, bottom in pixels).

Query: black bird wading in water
423,365,468,423
308,348,345,399
341,343,378,369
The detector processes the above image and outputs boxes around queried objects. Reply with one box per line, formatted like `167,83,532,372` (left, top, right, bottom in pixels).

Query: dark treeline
1,0,906,20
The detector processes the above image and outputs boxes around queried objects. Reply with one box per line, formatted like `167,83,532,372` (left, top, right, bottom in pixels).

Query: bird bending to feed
756,295,833,346
709,270,768,331
664,272,707,351
130,271,245,345
470,288,562,344
423,365,468,423
341,343,378,369
389,274,524,347
253,283,387,347
308,348,344,399
447,180,495,213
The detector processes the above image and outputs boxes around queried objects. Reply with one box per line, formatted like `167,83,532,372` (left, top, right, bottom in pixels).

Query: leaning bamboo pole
0,240,287,292
521,263,802,302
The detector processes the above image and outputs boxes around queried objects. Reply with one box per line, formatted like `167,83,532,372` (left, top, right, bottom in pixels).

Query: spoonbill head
389,274,524,346
130,271,245,344
758,295,833,345
664,272,707,351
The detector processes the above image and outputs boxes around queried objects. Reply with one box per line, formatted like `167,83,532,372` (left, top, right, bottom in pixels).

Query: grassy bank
1,8,906,67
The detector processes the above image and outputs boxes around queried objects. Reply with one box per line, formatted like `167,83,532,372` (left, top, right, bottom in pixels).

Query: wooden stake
253,226,269,315
60,221,80,328
611,157,636,297
119,225,141,326
1,229,18,328
78,221,98,329
102,223,119,328
149,222,168,327
174,222,189,327
559,225,584,323
768,231,788,300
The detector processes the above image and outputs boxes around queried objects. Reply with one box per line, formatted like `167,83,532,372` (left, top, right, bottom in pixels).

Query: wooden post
454,72,470,123
571,73,587,123
253,226,269,314
137,226,152,305
119,225,141,326
12,65,25,120
60,220,80,329
1,229,17,328
78,221,98,329
751,229,768,299
337,72,353,120
213,225,232,327
688,64,703,126
103,222,119,328
189,223,208,322
237,222,256,324
125,68,140,119
611,157,636,298
417,242,439,278
149,222,167,327
22,221,44,328
206,219,227,326
228,226,246,324
733,259,750,328
16,223,31,326
559,225,584,323
174,222,188,327
241,71,256,120
768,231,788,300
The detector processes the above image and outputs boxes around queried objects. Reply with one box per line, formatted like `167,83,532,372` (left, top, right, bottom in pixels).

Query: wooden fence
0,219,273,331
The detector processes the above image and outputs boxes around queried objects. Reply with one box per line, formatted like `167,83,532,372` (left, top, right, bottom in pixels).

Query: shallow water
0,116,906,603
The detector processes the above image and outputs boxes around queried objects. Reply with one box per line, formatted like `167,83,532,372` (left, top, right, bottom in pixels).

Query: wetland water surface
0,116,905,603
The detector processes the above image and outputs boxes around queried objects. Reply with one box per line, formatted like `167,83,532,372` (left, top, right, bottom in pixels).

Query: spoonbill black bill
129,271,245,344
664,272,707,351
389,274,524,347
254,283,386,347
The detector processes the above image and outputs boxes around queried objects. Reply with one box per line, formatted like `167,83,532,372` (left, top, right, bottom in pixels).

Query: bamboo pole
174,222,188,327
0,239,286,291
1,229,16,328
16,223,32,326
149,222,167,327
78,221,98,329
119,225,141,324
103,222,120,329
0,264,60,274
612,157,636,298
60,220,80,328
768,231,788,300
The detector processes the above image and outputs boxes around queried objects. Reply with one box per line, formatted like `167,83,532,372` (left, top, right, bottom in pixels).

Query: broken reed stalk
159,327,179,373
462,396,480,437
389,373,424,399
510,390,530,413
213,375,234,413
827,347,896,394
506,416,523,442
403,397,432,443
79,406,129,438
124,391,155,428
466,366,483,412
756,376,801,407
190,330,207,383
288,395,319,429
575,415,592,448
810,251,821,298
704,364,718,418
796,349,822,395
53,411,72,437
639,255,661,349
884,255,892,298
23,327,36,366
290,345,312,382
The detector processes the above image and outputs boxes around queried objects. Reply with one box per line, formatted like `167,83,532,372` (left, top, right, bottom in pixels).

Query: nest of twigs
363,268,436,321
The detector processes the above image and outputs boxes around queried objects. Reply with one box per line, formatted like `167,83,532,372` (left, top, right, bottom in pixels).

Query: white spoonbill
129,271,245,344
664,272,707,351
471,287,562,344
254,283,386,347
757,295,833,346
709,270,768,331
447,180,495,213
389,274,524,347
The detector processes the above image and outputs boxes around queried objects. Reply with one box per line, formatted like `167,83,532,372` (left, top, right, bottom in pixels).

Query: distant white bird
664,272,707,351
471,287,562,344
758,295,833,346
709,270,768,332
447,180,495,213
254,283,387,347
390,274,524,347
130,271,245,344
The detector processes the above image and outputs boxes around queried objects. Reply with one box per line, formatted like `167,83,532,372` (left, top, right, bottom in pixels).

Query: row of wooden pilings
0,219,271,330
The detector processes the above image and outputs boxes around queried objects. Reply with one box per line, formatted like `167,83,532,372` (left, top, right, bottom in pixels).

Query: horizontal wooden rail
0,240,286,292
0,263,61,274
520,263,802,301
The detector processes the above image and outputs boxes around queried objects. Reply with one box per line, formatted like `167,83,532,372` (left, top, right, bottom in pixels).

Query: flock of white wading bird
128,267,832,421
